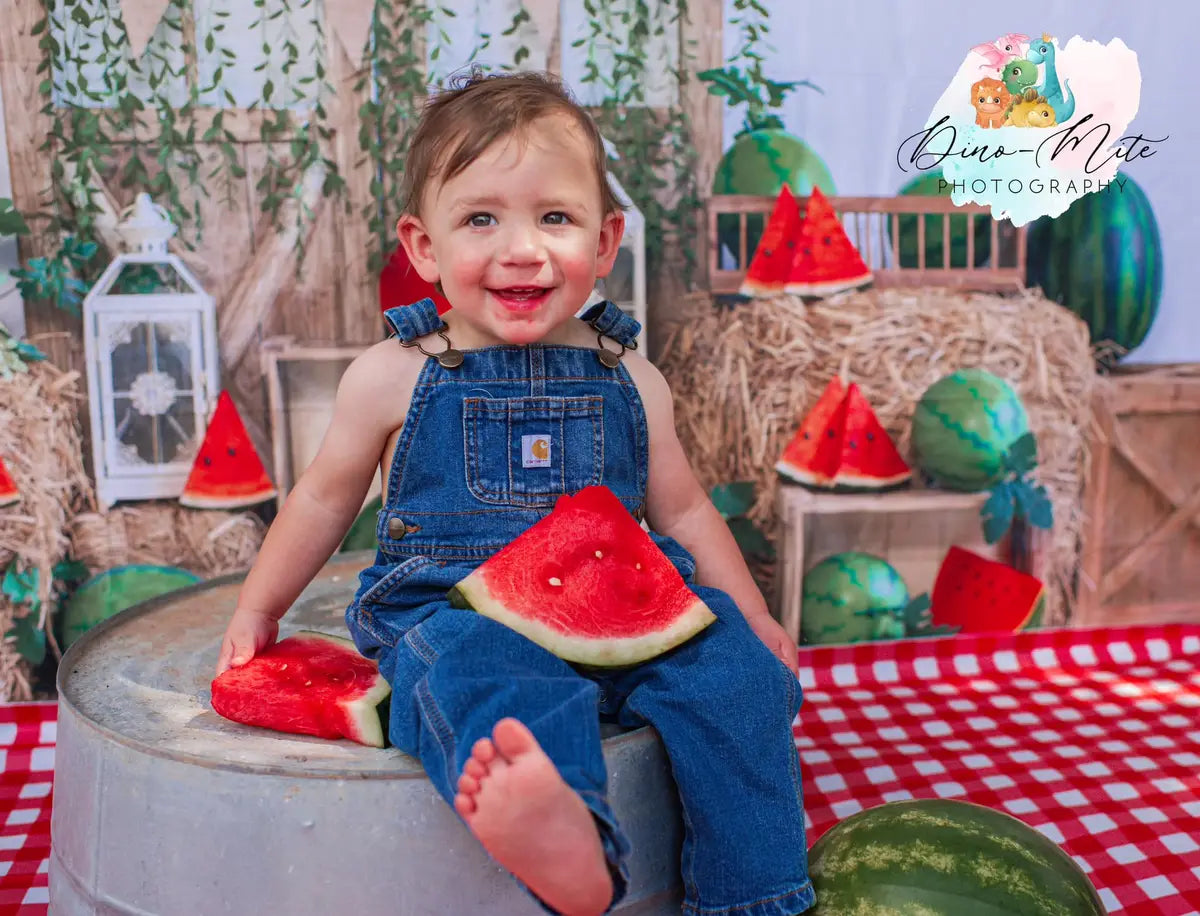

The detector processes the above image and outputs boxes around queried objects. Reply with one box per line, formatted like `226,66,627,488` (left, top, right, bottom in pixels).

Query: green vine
576,0,701,284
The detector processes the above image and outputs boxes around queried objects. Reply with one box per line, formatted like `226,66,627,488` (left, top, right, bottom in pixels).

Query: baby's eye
467,213,495,228
543,212,570,225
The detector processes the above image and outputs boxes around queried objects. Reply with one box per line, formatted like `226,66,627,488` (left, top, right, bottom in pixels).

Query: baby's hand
747,613,799,678
214,607,280,677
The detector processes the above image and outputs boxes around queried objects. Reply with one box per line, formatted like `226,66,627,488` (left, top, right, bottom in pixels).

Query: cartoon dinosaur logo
1025,33,1075,124
970,78,1011,129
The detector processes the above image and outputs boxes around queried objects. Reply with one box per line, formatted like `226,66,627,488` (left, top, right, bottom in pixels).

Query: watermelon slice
930,546,1045,633
179,391,276,509
211,630,392,747
785,186,872,297
0,456,19,508
379,243,450,315
451,485,716,666
739,185,803,297
776,381,911,490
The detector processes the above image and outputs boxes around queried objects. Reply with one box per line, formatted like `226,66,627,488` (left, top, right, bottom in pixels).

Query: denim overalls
344,298,814,916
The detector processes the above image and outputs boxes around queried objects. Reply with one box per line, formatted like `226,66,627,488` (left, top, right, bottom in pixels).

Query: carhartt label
522,435,551,468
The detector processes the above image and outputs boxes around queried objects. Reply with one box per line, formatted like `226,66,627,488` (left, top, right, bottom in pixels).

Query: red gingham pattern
0,702,54,916
796,623,1200,915
4,625,1199,913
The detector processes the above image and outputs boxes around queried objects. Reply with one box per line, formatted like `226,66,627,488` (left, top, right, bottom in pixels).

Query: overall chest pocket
463,396,604,507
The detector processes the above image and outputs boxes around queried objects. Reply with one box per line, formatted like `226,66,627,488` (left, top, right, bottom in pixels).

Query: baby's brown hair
400,68,624,218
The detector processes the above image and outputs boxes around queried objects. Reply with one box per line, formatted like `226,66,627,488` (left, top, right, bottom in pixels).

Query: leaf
1013,479,1055,530
1005,432,1038,475
710,480,756,519
980,482,1015,544
2,561,39,610
0,199,29,237
5,614,46,666
901,592,933,632
726,517,775,561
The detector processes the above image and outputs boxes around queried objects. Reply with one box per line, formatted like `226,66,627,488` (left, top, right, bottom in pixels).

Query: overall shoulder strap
382,298,444,342
579,299,641,349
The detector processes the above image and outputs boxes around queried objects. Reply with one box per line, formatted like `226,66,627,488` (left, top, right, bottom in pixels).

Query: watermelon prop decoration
777,379,910,491
1026,172,1162,363
713,129,836,269
808,798,1105,915
450,485,716,667
211,630,391,748
739,185,802,296
800,553,912,645
61,564,203,649
180,391,276,509
931,545,1045,633
0,456,19,508
785,186,872,297
911,368,1030,492
379,242,450,315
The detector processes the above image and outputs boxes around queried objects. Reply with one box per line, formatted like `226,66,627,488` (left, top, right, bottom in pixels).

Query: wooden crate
1076,365,1200,627
774,484,1044,642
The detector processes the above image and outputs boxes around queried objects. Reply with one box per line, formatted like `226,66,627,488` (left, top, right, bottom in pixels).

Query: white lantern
580,138,648,352
83,193,219,510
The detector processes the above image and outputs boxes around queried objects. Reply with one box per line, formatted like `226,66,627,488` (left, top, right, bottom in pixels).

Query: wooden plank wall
1,0,726,478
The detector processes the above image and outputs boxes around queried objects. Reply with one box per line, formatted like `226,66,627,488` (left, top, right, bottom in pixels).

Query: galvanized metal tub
51,552,683,915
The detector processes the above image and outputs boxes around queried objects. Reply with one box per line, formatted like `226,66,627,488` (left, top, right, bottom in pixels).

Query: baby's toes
457,772,481,796
464,757,488,781
453,792,476,818
470,736,497,765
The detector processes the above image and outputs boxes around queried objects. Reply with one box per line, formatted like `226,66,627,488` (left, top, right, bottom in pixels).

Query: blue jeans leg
383,606,634,914
605,588,815,916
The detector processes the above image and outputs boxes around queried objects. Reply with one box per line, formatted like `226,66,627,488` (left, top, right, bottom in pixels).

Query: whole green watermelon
808,798,1105,915
800,552,909,645
712,128,835,267
911,368,1030,492
891,169,992,269
1026,173,1163,362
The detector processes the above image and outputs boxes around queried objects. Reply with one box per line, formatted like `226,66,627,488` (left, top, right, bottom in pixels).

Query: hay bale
656,286,1095,626
0,363,95,700
69,504,266,579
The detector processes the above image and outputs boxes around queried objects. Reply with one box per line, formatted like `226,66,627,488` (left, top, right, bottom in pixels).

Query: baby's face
409,115,623,348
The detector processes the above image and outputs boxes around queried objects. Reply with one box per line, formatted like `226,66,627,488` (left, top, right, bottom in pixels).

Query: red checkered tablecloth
795,623,1200,915
0,703,54,915
4,624,1199,913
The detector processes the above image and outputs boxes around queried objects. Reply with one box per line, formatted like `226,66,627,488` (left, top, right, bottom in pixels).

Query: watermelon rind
809,798,1105,915
457,572,716,668
61,564,204,649
178,485,277,510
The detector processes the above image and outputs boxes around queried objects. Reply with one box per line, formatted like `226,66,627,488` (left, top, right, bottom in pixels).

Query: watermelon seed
548,576,562,587
848,440,857,449
635,562,641,570
595,550,603,559
227,447,237,457
203,456,212,466
280,664,287,670
304,680,312,687
866,432,874,441
826,429,835,438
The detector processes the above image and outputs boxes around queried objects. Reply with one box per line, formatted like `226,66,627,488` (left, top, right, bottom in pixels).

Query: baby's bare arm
623,354,772,621
232,343,417,624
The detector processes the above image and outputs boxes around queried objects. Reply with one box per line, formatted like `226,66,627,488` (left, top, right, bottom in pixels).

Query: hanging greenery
21,0,722,311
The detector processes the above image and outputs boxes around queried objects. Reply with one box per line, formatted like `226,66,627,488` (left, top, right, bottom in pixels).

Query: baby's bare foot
454,718,613,916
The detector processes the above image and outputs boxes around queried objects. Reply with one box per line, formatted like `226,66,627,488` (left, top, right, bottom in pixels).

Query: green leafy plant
979,432,1054,544
710,481,774,561
698,0,821,136
9,236,98,315
0,321,48,380
3,558,89,665
0,199,30,238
